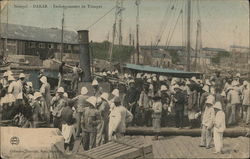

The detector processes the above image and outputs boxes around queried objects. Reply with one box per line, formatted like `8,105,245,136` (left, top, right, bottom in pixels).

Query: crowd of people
0,68,249,154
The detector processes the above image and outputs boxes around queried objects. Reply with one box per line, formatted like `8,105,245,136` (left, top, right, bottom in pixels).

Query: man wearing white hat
124,79,139,126
71,63,81,92
0,71,9,88
92,79,102,97
40,76,51,114
109,97,133,141
227,80,241,125
160,85,170,127
51,87,67,130
81,96,101,150
72,87,89,137
32,92,43,128
213,102,226,154
138,84,151,126
172,85,186,128
96,92,110,146
200,85,210,112
242,81,250,124
8,75,22,99
199,96,215,149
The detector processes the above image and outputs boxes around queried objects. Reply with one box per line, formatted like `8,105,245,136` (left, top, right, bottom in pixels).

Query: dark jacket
61,106,75,125
173,91,186,110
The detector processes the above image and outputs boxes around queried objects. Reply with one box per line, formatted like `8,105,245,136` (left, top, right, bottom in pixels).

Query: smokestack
78,30,91,82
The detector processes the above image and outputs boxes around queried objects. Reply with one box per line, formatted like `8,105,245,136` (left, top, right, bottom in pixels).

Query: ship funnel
77,30,91,82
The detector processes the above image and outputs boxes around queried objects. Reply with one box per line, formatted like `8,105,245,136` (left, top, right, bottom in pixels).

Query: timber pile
126,126,250,137
73,136,153,159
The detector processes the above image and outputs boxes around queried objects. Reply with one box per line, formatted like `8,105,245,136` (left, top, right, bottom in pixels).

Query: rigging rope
86,6,116,29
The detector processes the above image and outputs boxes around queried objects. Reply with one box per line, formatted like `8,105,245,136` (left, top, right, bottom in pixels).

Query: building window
30,42,36,48
48,44,54,49
73,45,79,51
67,45,72,50
39,43,45,48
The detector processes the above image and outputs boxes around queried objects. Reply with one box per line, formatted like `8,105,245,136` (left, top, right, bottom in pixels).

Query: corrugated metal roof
124,63,201,76
0,23,78,44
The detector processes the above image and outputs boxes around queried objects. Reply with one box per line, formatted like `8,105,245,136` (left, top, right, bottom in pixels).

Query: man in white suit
109,97,133,141
213,102,226,154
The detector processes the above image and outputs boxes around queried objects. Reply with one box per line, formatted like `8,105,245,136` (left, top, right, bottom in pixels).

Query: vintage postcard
0,0,249,158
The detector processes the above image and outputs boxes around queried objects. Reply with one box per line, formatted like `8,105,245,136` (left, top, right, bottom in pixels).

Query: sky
0,0,249,50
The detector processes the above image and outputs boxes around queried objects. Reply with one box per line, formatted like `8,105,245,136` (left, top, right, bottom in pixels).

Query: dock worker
92,79,102,97
199,96,215,149
138,83,151,127
109,97,133,141
213,102,226,154
152,94,162,140
187,82,199,129
160,85,170,127
51,87,67,130
96,92,110,146
242,81,250,125
8,75,22,99
1,71,9,89
58,62,65,88
172,85,186,129
71,63,81,92
32,92,43,128
40,76,51,113
81,96,101,150
124,79,139,126
61,100,76,154
227,80,241,125
72,87,89,137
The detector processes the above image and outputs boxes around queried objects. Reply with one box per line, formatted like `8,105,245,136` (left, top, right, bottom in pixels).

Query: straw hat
205,79,211,86
3,72,8,77
136,73,141,79
81,87,88,95
243,81,249,86
112,89,119,97
147,79,152,83
152,77,157,82
40,76,47,84
100,92,109,101
172,84,181,90
27,82,33,87
128,79,135,84
34,92,42,100
236,73,240,77
19,73,25,79
86,96,97,107
202,85,209,93
205,96,214,105
160,85,168,91
57,87,64,93
213,102,222,110
92,79,99,86
8,75,15,81
63,92,68,98
103,72,107,76
232,80,239,87
159,76,164,81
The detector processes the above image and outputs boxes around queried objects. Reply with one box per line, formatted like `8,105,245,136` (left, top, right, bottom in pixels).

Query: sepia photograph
0,0,249,158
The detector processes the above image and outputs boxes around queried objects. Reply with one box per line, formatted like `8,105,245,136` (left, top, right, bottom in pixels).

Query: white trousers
213,130,223,153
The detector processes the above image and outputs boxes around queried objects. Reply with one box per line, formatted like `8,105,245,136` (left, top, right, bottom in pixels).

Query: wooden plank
104,148,141,159
100,147,133,158
135,152,153,159
90,144,128,156
87,142,120,153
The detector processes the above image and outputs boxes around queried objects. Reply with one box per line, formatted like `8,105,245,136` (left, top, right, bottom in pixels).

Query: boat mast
135,0,140,65
60,8,64,62
186,0,191,71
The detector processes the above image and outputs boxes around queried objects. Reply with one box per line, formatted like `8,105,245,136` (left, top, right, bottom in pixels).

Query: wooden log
125,127,250,137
